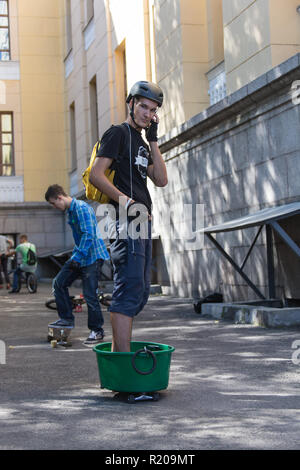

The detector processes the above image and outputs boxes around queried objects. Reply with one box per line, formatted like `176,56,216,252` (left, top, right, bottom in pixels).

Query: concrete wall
0,202,65,253
63,0,153,196
0,1,68,262
155,0,224,134
223,0,300,94
151,54,300,300
18,0,67,201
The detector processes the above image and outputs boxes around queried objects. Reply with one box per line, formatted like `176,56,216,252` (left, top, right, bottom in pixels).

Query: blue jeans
52,260,104,331
0,254,10,285
12,267,23,291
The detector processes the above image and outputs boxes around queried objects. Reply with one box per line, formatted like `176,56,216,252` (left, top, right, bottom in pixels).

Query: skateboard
114,392,160,403
47,325,74,347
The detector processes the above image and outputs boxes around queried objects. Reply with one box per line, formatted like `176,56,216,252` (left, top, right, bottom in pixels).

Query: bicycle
7,255,38,294
45,291,111,311
15,270,38,294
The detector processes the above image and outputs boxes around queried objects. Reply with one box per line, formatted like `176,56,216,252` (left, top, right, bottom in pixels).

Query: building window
83,16,95,50
207,61,226,106
0,0,10,61
0,112,13,176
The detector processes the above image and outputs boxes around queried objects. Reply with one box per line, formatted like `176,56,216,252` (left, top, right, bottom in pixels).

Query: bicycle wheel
27,273,37,293
45,295,79,311
45,298,57,310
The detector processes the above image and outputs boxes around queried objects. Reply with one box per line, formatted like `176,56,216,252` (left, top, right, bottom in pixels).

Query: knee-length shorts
109,221,152,318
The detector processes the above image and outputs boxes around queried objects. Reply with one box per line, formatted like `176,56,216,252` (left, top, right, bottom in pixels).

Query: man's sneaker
83,329,104,345
48,319,74,328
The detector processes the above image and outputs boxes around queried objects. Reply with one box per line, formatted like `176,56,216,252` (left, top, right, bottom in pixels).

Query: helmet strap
129,97,143,132
130,97,137,125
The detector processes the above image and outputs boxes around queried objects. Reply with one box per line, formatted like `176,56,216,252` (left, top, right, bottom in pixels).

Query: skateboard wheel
152,392,159,401
128,394,136,403
51,340,57,348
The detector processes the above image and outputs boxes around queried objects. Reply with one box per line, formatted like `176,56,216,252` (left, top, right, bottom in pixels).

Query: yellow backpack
82,141,115,204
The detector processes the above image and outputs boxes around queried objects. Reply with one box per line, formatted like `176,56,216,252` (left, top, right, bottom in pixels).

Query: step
201,302,300,328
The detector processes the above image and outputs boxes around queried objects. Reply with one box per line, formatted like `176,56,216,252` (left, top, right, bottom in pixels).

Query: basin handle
131,347,157,375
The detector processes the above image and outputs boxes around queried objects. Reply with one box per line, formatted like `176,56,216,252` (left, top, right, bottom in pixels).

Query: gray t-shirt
0,235,9,255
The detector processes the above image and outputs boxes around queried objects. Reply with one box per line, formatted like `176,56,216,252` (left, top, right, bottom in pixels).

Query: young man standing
89,81,168,352
45,184,110,345
9,234,37,293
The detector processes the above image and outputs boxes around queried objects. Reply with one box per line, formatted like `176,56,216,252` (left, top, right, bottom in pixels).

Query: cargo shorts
108,219,152,318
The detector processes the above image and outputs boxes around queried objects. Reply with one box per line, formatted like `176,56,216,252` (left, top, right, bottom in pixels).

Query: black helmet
126,81,164,107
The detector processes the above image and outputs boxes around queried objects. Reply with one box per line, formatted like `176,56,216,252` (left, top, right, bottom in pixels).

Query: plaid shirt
67,198,109,266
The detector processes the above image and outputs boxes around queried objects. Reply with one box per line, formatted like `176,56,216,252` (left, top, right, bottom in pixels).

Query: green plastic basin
93,341,175,393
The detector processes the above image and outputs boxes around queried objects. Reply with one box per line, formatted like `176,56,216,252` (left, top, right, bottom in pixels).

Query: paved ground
0,282,300,451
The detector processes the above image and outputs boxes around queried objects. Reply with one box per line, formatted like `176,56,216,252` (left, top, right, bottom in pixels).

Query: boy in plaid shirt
45,184,109,344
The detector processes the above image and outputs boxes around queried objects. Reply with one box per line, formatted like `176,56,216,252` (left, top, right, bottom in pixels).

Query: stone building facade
151,54,300,299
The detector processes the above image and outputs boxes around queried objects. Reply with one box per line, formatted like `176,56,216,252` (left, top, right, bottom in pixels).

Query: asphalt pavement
0,282,300,451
